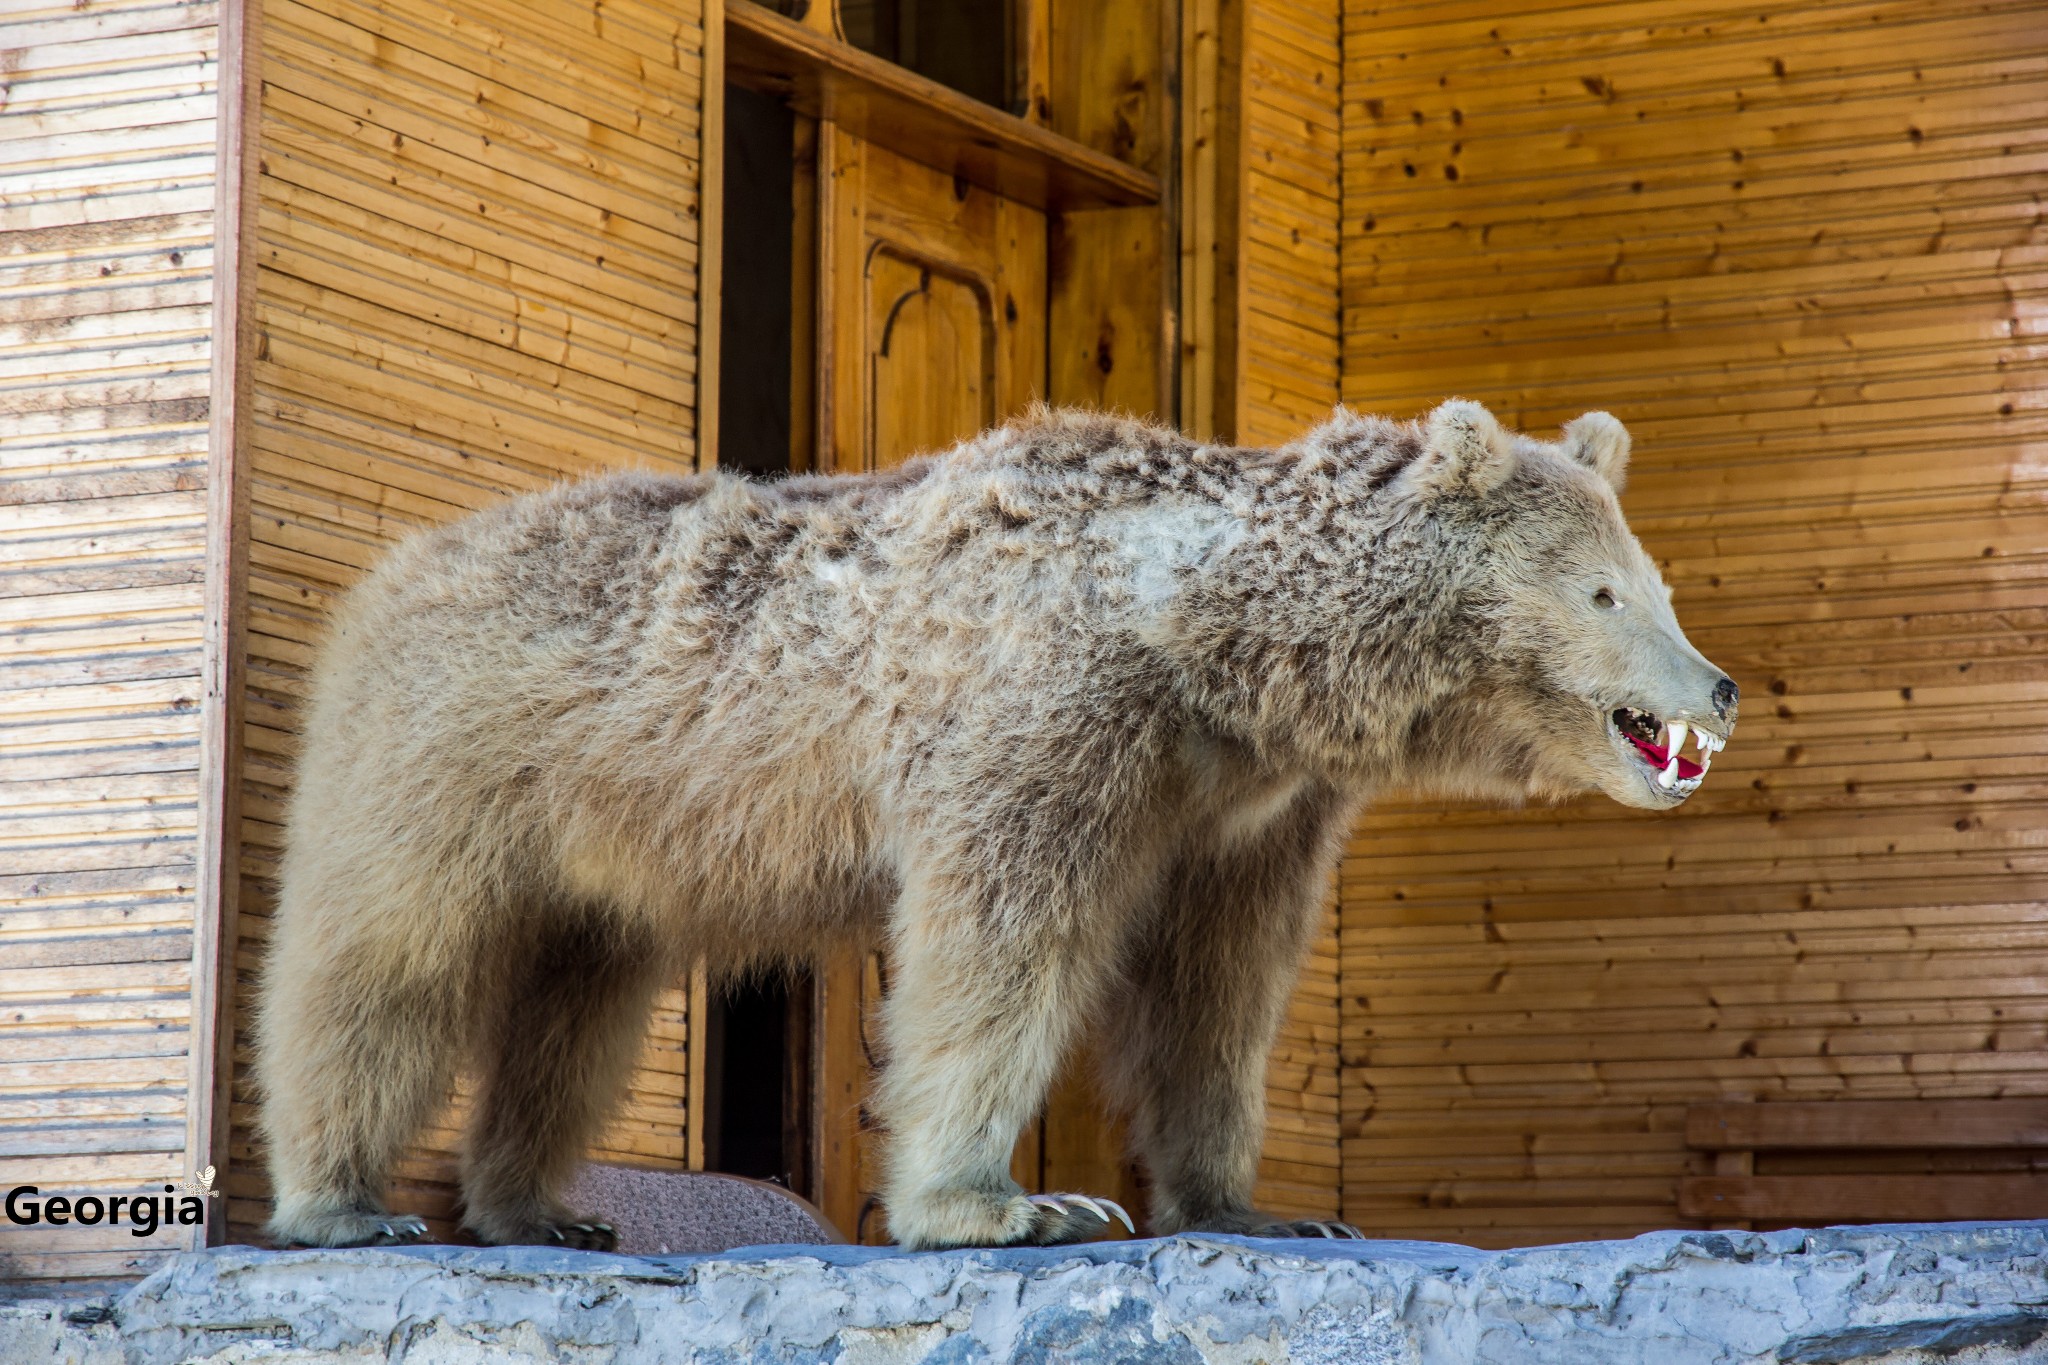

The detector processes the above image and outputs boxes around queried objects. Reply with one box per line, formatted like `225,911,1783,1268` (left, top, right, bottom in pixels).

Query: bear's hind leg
459,907,670,1250
259,892,480,1249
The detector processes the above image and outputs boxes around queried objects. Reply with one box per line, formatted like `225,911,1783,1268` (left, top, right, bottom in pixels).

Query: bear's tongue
1626,733,1704,781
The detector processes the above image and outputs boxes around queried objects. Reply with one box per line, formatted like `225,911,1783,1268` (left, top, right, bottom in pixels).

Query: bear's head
1176,399,1738,811
1363,399,1737,811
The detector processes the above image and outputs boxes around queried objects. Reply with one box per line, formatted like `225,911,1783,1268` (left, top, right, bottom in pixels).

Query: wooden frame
1012,0,1050,126
1176,0,1243,441
1682,1100,2048,1226
700,0,727,472
188,0,261,1251
726,1,1159,212
1046,0,1179,420
686,964,710,1169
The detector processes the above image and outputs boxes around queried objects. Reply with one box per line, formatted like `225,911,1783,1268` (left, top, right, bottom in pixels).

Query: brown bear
258,400,1736,1251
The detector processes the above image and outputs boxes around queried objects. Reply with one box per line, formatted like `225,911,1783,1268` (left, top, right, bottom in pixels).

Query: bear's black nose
1713,677,1739,714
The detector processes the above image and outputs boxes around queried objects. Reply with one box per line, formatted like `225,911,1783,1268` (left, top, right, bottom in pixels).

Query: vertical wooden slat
789,114,821,472
188,0,260,1250
810,951,865,1237
699,0,725,472
1235,0,1340,447
1013,0,1051,126
687,961,710,1170
1177,0,1245,441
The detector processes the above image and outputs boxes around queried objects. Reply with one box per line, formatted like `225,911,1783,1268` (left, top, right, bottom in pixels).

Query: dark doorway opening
840,0,1013,112
700,973,814,1193
718,82,795,477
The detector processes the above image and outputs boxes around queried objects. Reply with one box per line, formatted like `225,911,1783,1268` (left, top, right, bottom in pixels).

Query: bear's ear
1402,398,1515,499
1561,411,1630,492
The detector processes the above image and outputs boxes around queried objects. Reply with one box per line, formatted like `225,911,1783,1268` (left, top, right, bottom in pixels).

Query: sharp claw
378,1222,394,1239
1064,1194,1111,1224
1338,1223,1365,1240
1308,1221,1337,1238
1100,1199,1136,1234
592,1223,613,1234
548,1227,566,1244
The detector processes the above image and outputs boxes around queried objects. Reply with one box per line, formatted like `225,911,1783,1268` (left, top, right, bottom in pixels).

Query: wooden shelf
724,0,1160,212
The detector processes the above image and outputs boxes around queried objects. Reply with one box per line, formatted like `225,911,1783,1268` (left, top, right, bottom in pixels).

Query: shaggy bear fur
259,400,1736,1251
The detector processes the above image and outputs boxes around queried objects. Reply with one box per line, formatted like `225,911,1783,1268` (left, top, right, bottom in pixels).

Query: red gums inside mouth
1625,733,1705,781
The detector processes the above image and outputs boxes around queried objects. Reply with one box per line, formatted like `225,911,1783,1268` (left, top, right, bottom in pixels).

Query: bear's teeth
1659,721,1687,788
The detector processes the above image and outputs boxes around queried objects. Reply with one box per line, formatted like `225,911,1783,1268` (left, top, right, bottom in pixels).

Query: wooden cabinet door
817,125,1045,474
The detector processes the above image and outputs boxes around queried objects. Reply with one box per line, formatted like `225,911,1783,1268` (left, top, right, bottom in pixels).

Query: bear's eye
1592,588,1621,610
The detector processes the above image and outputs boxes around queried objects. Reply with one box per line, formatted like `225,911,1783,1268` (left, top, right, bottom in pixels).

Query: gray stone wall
6,1223,2048,1363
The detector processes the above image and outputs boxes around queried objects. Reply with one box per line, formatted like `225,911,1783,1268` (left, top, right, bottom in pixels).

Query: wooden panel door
818,125,1044,475
867,252,995,463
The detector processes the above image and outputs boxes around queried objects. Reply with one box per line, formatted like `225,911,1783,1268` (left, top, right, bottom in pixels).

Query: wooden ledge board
724,0,1159,212
1687,1099,2048,1152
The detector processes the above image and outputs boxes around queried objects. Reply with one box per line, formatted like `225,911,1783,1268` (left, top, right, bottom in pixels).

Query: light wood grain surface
219,0,708,1245
1336,0,2048,1246
0,0,223,1284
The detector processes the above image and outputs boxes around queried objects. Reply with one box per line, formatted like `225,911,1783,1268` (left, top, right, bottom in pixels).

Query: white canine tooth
1658,761,1678,789
1667,721,1689,757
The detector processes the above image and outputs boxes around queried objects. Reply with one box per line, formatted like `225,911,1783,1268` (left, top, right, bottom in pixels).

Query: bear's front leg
872,861,1137,1250
1103,782,1364,1241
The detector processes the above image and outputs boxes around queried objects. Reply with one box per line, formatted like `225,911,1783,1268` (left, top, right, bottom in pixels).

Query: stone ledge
7,1222,2048,1363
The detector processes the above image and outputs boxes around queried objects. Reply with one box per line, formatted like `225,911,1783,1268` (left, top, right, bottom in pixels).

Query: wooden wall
222,0,710,1240
1337,0,2048,1245
1241,0,1345,1222
0,0,221,1281
33,0,2035,1264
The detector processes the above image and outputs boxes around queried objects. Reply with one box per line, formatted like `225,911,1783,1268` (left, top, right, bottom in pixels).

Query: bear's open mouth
1612,706,1723,792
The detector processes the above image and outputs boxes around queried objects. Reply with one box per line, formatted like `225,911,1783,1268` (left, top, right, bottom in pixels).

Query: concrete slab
6,1222,2048,1363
